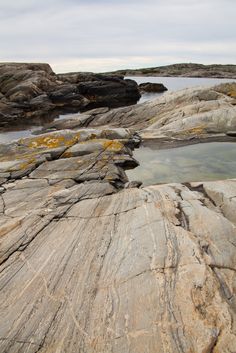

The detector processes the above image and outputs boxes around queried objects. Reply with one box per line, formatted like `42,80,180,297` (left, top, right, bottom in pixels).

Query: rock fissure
1,78,236,352
0,214,57,266
0,337,40,347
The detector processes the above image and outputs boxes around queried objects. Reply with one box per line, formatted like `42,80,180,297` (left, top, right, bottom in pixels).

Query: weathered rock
1,79,236,353
139,82,168,93
0,63,140,127
47,84,88,106
55,72,141,109
0,178,236,352
0,128,138,186
84,83,236,143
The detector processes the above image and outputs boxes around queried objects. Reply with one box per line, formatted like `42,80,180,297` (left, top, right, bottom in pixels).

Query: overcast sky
1,0,235,73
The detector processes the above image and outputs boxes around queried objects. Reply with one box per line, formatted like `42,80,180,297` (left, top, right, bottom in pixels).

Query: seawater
126,76,235,103
126,142,236,185
0,76,234,143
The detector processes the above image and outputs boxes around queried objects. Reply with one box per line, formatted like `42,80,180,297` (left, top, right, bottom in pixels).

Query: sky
0,0,235,73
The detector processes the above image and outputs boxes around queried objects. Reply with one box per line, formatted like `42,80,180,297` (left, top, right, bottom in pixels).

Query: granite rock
84,83,236,144
0,80,236,353
0,177,236,352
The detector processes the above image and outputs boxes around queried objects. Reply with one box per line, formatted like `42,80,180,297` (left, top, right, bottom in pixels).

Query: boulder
139,82,168,93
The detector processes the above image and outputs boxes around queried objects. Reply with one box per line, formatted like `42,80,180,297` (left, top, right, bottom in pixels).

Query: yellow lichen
102,140,124,152
20,132,82,149
148,116,158,125
61,151,73,158
181,125,207,136
228,90,236,98
18,157,37,171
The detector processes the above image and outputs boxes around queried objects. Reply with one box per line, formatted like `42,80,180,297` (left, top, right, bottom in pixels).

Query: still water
0,76,234,144
126,142,236,186
127,76,235,103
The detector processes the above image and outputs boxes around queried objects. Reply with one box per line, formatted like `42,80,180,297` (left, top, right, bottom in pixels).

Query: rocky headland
0,63,236,352
0,63,140,128
109,63,236,79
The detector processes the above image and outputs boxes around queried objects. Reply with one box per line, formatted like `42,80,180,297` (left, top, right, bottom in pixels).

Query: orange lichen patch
0,151,45,163
227,90,236,98
18,158,37,171
2,158,35,172
180,125,207,136
96,160,108,169
216,83,236,98
61,138,124,158
102,140,124,152
15,152,46,161
104,175,115,181
19,132,82,149
61,151,73,158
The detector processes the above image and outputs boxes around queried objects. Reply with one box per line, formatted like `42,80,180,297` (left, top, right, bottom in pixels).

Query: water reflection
126,142,236,185
1,76,234,143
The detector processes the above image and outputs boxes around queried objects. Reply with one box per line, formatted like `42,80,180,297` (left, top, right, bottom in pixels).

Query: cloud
0,0,235,72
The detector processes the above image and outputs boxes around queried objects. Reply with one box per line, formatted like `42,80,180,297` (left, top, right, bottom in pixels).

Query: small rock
125,180,143,188
139,82,168,93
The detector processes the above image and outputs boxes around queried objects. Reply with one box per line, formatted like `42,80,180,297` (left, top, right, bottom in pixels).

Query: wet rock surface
0,63,140,128
0,81,236,352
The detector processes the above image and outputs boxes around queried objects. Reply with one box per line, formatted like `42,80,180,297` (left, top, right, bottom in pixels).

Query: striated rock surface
0,63,140,127
0,166,236,351
78,82,236,145
0,82,236,352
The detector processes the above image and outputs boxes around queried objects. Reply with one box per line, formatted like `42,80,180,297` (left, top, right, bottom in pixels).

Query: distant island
108,63,236,79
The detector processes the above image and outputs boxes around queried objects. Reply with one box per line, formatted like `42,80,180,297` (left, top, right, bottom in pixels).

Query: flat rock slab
0,179,236,352
0,128,137,184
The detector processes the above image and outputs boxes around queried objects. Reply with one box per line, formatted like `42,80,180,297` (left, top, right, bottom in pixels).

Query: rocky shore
0,63,140,128
109,63,236,79
0,65,236,352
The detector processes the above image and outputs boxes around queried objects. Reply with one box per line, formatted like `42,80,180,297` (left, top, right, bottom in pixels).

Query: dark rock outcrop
139,82,168,93
58,72,141,109
0,63,140,127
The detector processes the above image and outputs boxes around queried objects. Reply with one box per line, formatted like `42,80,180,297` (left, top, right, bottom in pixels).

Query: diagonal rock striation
0,81,236,352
